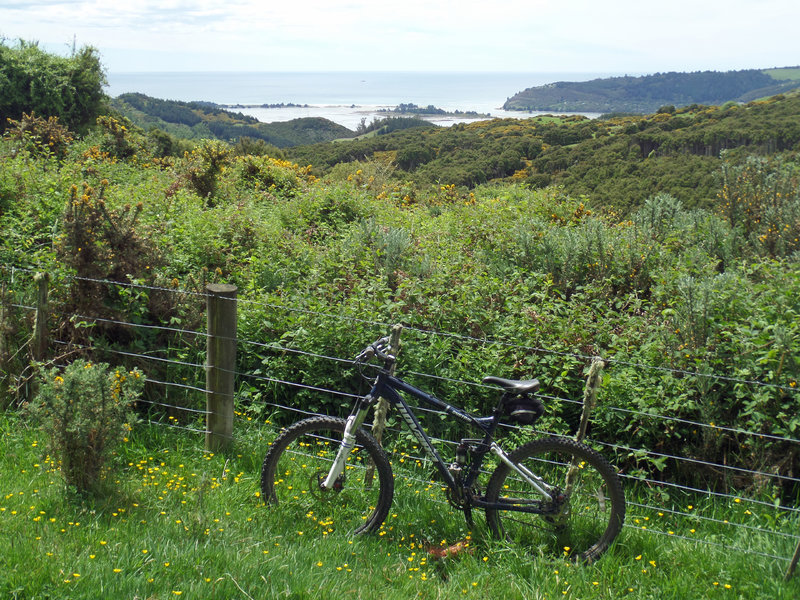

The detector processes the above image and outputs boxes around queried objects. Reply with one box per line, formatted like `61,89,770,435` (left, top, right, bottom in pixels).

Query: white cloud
1,0,798,72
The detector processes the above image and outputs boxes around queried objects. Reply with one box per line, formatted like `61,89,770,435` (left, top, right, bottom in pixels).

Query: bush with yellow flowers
26,360,144,494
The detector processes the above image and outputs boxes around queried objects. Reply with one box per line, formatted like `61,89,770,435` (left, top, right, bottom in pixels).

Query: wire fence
2,266,799,569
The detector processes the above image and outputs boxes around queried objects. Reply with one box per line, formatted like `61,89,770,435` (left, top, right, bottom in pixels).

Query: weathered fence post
371,324,403,444
564,357,606,499
365,324,403,484
785,538,800,580
205,284,237,452
32,272,49,361
576,356,605,444
0,281,9,407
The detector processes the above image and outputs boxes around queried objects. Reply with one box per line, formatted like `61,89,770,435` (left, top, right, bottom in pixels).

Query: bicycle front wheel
261,416,394,535
484,437,624,562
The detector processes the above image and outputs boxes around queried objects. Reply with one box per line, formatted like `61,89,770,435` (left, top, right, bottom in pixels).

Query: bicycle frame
322,367,557,511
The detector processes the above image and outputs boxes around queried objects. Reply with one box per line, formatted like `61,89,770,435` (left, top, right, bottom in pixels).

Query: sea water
105,71,610,129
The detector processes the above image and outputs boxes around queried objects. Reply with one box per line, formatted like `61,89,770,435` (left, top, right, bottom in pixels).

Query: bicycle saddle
482,376,540,394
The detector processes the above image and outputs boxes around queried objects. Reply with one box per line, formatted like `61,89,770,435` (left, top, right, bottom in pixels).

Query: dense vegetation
3,95,800,494
3,42,800,597
289,94,800,211
0,40,107,133
504,67,800,113
1,39,799,516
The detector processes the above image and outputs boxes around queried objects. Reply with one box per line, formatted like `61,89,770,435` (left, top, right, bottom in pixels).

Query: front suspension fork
321,399,372,490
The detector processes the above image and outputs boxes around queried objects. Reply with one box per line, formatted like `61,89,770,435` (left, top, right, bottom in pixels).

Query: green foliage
3,72,800,497
231,154,311,197
182,139,233,200
0,40,106,133
25,360,144,493
286,95,800,211
718,153,800,257
232,136,286,158
56,178,162,345
95,115,137,159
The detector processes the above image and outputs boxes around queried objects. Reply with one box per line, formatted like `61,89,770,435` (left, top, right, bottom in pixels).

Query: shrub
0,40,106,133
26,360,144,494
231,154,311,198
3,112,74,159
183,139,232,200
718,153,800,258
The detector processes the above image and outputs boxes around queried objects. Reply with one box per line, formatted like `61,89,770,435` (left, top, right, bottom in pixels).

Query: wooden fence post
564,356,605,502
205,284,237,452
785,538,800,580
32,272,49,361
0,281,9,407
576,356,605,444
371,324,403,444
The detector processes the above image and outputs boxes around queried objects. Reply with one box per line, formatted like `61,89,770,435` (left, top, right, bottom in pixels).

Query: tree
0,40,107,133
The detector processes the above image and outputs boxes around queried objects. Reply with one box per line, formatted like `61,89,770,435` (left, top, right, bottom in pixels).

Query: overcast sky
1,0,798,75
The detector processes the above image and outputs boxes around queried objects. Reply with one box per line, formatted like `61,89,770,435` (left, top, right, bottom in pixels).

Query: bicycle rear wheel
484,437,624,562
261,416,394,535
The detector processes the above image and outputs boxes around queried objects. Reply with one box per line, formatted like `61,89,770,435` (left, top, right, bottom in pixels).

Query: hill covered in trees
110,93,354,147
287,92,800,211
503,67,800,113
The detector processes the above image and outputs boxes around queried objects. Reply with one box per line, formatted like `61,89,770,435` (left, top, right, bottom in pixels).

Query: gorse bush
718,153,800,258
26,360,144,493
2,112,74,159
182,139,232,200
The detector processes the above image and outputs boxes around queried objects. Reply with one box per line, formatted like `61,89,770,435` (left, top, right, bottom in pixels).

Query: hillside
503,67,800,113
110,93,354,147
288,92,800,211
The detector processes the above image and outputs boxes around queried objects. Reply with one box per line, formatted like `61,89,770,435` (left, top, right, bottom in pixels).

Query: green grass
763,67,800,81
2,411,799,599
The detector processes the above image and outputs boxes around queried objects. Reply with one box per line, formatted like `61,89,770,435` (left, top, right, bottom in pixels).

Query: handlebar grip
355,336,395,364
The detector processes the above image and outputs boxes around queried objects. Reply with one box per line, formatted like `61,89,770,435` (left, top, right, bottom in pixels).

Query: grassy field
763,67,800,81
2,411,799,599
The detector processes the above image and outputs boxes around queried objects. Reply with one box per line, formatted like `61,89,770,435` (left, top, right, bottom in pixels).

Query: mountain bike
261,334,625,561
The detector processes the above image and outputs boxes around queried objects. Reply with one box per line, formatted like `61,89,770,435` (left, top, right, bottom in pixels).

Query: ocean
105,71,609,129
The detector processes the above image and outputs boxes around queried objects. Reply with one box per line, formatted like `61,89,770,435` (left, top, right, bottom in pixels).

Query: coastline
106,71,609,129
228,104,601,129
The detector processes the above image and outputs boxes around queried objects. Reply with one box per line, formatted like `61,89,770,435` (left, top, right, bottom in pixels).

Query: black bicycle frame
360,369,501,492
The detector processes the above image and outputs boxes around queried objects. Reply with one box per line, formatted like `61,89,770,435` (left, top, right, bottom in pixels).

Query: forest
288,95,800,211
503,67,800,113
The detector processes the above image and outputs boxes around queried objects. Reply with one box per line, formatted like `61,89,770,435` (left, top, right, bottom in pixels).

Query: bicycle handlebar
355,336,395,365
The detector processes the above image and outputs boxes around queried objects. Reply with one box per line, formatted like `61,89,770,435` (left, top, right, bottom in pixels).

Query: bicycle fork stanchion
323,402,372,490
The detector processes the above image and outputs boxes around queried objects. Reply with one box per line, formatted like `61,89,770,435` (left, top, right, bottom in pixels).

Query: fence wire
2,267,799,566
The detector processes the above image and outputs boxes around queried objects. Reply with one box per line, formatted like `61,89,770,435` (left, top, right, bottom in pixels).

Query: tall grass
2,411,798,599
